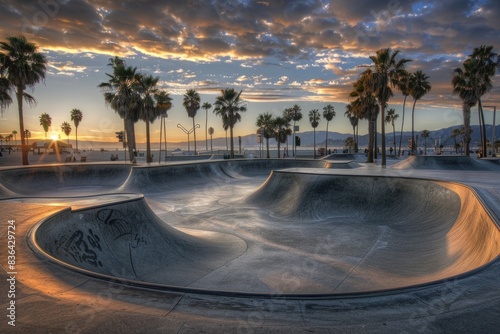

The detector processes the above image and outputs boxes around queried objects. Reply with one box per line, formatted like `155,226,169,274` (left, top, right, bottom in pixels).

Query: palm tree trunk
356,123,359,153
398,95,407,157
229,125,234,158
392,122,396,155
478,99,487,158
313,128,316,159
277,139,281,159
146,120,152,163
374,119,378,159
193,117,197,155
292,120,296,157
17,89,28,165
367,119,374,163
352,126,356,151
125,118,136,163
463,103,471,157
411,99,417,155
266,137,270,158
205,109,208,152
75,126,78,152
381,105,386,166
325,121,329,154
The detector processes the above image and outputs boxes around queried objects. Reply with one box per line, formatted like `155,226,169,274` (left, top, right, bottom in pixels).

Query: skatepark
1,155,500,332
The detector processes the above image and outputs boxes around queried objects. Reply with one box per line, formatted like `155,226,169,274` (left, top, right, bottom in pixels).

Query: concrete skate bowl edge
245,171,500,294
29,196,247,289
392,155,500,170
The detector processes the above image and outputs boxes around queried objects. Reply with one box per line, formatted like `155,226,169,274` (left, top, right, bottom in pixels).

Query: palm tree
12,130,17,146
202,102,212,151
70,108,83,152
99,56,141,162
346,113,359,152
291,104,303,157
61,122,72,144
348,69,380,163
256,112,275,158
421,130,430,155
345,137,356,153
309,109,320,159
396,70,411,156
366,48,411,166
183,89,201,154
322,104,336,154
213,88,246,158
452,61,479,157
385,108,399,154
0,36,47,165
451,128,460,154
409,70,432,155
274,116,291,158
466,45,498,157
39,113,52,141
5,133,13,146
138,75,171,163
208,126,214,153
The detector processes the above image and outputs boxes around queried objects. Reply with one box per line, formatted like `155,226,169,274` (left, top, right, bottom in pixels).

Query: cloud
0,0,498,107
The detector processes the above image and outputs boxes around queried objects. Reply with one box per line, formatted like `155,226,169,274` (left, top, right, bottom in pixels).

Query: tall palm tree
202,102,212,152
208,126,214,153
213,88,246,158
12,130,17,146
366,48,411,166
452,60,479,157
409,70,431,155
0,36,47,165
385,108,399,154
61,121,72,145
396,70,411,156
99,56,141,162
183,89,200,154
274,116,291,158
256,112,275,158
289,104,302,157
70,108,83,152
347,113,359,152
349,69,380,163
138,75,171,163
322,104,336,154
421,130,430,155
39,113,52,141
466,45,498,157
309,109,320,159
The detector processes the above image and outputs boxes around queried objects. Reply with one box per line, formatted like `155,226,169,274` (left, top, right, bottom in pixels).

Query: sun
51,134,59,141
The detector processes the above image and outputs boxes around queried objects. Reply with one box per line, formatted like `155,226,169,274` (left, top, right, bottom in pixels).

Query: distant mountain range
46,124,500,151
231,124,500,149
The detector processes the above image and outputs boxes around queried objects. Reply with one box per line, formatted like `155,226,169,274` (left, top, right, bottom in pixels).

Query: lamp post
177,123,200,154
484,105,497,157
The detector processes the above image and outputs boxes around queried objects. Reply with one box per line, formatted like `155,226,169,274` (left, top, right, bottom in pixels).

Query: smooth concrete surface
1,156,500,332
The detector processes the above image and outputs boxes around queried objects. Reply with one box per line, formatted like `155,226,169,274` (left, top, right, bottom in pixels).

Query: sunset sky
0,0,499,145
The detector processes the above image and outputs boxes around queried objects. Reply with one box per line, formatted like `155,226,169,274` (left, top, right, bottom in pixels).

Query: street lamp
483,105,497,157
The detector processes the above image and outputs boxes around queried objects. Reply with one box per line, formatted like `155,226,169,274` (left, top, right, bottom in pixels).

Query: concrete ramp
245,172,500,292
0,164,132,197
219,159,326,178
30,196,246,287
392,155,500,170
